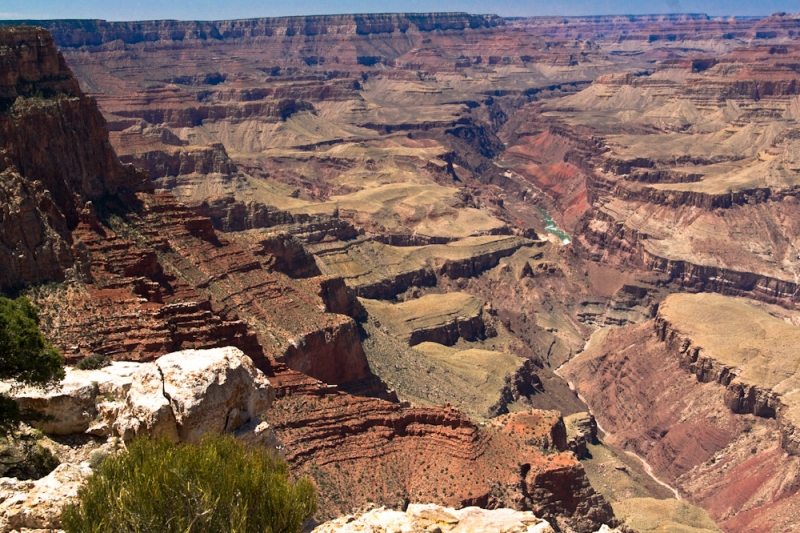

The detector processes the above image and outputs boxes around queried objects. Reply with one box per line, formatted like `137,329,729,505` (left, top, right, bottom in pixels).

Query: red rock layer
499,120,604,232
0,27,148,289
562,321,800,532
266,366,615,531
0,26,379,394
0,28,145,222
35,191,383,395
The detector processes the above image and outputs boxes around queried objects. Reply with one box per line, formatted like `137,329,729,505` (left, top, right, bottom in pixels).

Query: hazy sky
0,0,797,21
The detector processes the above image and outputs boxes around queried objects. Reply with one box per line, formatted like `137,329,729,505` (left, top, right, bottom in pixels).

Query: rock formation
562,293,800,531
6,347,275,444
0,463,91,533
4,11,800,532
0,26,627,531
265,371,617,530
311,503,617,533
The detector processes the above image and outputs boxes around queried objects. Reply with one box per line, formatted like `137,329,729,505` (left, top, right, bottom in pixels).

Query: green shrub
0,437,59,480
62,435,317,533
75,353,111,371
0,296,64,435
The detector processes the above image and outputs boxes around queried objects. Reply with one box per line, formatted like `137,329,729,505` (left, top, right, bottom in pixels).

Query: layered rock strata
265,369,617,531
0,27,625,531
0,27,147,289
562,293,800,531
314,236,534,300
360,293,489,347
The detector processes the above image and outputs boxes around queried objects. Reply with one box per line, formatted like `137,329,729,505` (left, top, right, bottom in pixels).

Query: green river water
537,208,571,245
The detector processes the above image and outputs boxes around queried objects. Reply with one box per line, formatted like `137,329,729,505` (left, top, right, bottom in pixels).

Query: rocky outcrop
0,463,91,533
0,361,139,435
316,276,366,319
526,462,617,533
112,126,239,179
360,293,490,347
564,413,598,459
494,411,568,454
124,347,275,442
0,166,75,293
0,31,146,221
0,26,80,102
561,293,800,532
577,280,663,327
282,319,373,391
488,360,546,418
8,347,275,443
250,232,321,278
267,369,618,531
195,197,359,242
0,27,148,291
44,201,264,363
433,238,534,279
355,266,437,300
312,504,558,533
407,313,485,346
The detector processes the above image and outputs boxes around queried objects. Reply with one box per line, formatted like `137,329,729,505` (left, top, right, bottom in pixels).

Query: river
537,207,571,245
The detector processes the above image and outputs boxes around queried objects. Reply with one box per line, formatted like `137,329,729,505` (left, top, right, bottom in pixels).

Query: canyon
1,10,800,533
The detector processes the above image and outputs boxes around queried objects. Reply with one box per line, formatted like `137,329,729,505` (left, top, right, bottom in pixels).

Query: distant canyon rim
1,10,800,533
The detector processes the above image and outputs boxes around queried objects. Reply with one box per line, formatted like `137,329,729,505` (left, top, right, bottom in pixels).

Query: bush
62,435,317,533
75,352,111,371
0,296,64,435
0,436,59,480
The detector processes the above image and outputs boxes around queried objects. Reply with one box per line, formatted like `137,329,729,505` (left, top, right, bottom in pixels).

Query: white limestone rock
312,504,557,533
7,362,140,435
312,505,626,533
0,463,90,533
112,362,179,442
5,347,274,444
156,347,275,443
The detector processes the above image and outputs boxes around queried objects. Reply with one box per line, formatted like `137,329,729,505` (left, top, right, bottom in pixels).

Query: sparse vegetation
0,296,64,436
62,435,317,533
75,352,112,371
0,434,59,480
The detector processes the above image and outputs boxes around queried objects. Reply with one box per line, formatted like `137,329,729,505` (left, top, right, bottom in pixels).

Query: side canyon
2,11,800,532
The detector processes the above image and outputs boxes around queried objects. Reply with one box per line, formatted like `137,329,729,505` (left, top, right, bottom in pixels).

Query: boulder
312,504,556,533
0,463,91,533
112,362,179,442
5,347,275,444
8,362,140,435
155,347,274,442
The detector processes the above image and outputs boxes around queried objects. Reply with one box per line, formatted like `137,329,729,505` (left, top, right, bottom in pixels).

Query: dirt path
624,451,682,500
557,328,683,501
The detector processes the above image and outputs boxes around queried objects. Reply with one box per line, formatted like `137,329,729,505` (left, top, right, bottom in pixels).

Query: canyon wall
0,25,628,530
562,293,800,531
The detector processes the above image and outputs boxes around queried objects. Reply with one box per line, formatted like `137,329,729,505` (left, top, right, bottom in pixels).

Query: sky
0,0,797,21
